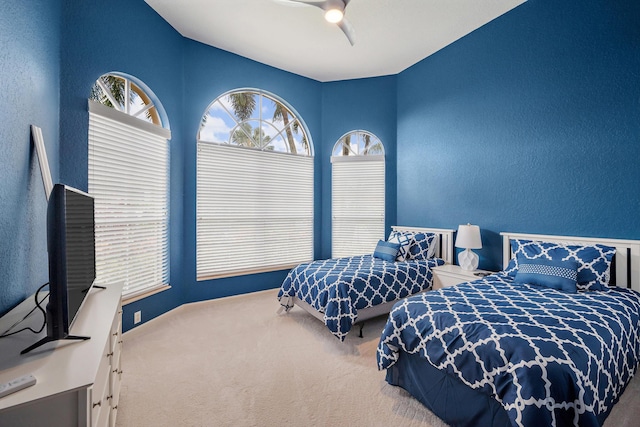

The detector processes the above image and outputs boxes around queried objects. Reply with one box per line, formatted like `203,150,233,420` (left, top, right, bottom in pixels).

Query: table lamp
455,224,482,270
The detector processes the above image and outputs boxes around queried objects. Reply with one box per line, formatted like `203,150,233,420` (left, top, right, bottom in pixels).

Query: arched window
331,130,385,258
88,73,171,300
90,74,161,125
197,89,313,279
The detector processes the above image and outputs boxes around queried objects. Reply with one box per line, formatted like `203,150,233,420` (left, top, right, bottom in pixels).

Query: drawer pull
93,401,101,408
106,351,114,357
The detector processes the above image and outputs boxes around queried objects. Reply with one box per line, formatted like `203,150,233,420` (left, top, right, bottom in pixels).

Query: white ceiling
145,0,526,82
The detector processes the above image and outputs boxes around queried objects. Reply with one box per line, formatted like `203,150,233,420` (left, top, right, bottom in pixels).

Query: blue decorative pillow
505,239,616,291
409,232,437,260
387,231,414,261
373,240,400,262
513,255,579,293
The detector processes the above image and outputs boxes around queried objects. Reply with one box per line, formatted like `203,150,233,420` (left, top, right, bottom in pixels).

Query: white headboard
500,232,640,292
392,226,455,265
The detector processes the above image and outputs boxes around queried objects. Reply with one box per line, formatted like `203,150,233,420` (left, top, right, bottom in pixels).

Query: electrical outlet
134,311,141,324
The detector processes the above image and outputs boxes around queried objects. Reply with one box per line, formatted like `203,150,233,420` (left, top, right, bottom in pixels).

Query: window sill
122,284,172,305
197,263,300,281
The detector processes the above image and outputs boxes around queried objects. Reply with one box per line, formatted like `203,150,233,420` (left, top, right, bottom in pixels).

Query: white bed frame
501,232,640,292
289,226,455,328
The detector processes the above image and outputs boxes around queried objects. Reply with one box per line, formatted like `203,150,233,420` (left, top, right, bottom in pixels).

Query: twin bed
277,229,640,426
277,226,454,340
377,232,640,427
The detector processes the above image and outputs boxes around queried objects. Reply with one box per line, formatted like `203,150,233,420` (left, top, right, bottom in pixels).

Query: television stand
20,334,90,355
0,282,123,427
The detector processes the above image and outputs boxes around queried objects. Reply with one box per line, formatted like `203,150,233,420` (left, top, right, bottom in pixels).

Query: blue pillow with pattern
373,240,401,262
387,231,414,261
514,255,579,293
409,232,437,260
505,239,615,291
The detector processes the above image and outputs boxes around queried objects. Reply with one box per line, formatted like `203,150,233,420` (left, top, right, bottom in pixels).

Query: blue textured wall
0,1,61,316
179,40,322,305
56,1,325,329
3,0,639,331
0,0,325,329
58,0,187,331
397,0,640,271
321,77,398,259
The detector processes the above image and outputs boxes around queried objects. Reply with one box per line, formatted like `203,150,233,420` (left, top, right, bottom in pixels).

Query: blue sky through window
198,90,310,156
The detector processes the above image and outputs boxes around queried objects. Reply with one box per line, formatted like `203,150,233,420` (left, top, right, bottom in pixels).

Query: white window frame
88,89,171,301
331,131,385,258
196,90,314,280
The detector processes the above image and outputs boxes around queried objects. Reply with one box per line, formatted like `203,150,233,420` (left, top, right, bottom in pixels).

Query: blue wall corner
178,40,323,312
320,76,398,259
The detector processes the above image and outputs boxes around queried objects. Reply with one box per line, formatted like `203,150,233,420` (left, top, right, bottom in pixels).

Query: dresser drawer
91,344,112,427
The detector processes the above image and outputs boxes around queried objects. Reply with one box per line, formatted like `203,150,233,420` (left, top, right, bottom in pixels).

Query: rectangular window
331,156,385,258
88,101,170,300
196,142,314,280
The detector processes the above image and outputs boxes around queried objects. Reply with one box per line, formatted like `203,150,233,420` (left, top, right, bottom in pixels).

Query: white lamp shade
455,224,482,249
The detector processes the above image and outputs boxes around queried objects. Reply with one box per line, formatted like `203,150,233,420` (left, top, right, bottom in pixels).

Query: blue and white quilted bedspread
377,273,640,427
278,254,444,341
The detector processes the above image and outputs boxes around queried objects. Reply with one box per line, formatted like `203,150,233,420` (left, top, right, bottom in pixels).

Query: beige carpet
116,289,640,427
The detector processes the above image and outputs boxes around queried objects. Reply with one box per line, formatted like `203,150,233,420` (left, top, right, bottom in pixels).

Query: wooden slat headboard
392,226,455,265
500,232,640,292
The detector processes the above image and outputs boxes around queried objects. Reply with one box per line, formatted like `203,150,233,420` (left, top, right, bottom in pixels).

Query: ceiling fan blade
272,0,324,7
274,0,326,5
317,0,354,45
274,0,355,46
337,17,355,46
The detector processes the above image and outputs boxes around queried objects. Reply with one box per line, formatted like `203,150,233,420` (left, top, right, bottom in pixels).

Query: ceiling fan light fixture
324,8,344,23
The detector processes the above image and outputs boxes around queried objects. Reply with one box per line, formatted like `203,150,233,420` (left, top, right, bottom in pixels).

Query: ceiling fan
275,0,356,46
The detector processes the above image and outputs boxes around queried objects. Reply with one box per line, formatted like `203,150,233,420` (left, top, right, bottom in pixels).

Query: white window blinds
88,100,171,299
331,156,385,258
197,142,313,280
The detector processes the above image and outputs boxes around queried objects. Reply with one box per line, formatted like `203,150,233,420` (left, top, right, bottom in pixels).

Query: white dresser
0,281,123,426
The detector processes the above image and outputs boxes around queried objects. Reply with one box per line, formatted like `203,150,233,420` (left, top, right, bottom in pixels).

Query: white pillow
387,231,414,261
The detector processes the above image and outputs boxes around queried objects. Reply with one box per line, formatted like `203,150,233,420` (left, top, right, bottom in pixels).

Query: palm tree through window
90,75,160,125
198,90,310,156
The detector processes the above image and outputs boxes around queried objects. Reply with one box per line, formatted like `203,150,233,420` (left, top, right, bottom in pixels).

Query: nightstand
432,264,493,289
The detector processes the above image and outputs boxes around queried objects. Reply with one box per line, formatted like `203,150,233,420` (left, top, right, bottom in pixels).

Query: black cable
0,282,49,338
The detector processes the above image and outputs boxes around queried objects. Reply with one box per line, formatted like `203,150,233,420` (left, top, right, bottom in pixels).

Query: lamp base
459,248,479,271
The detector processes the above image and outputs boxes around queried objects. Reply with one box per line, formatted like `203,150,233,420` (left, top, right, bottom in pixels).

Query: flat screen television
22,183,98,354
